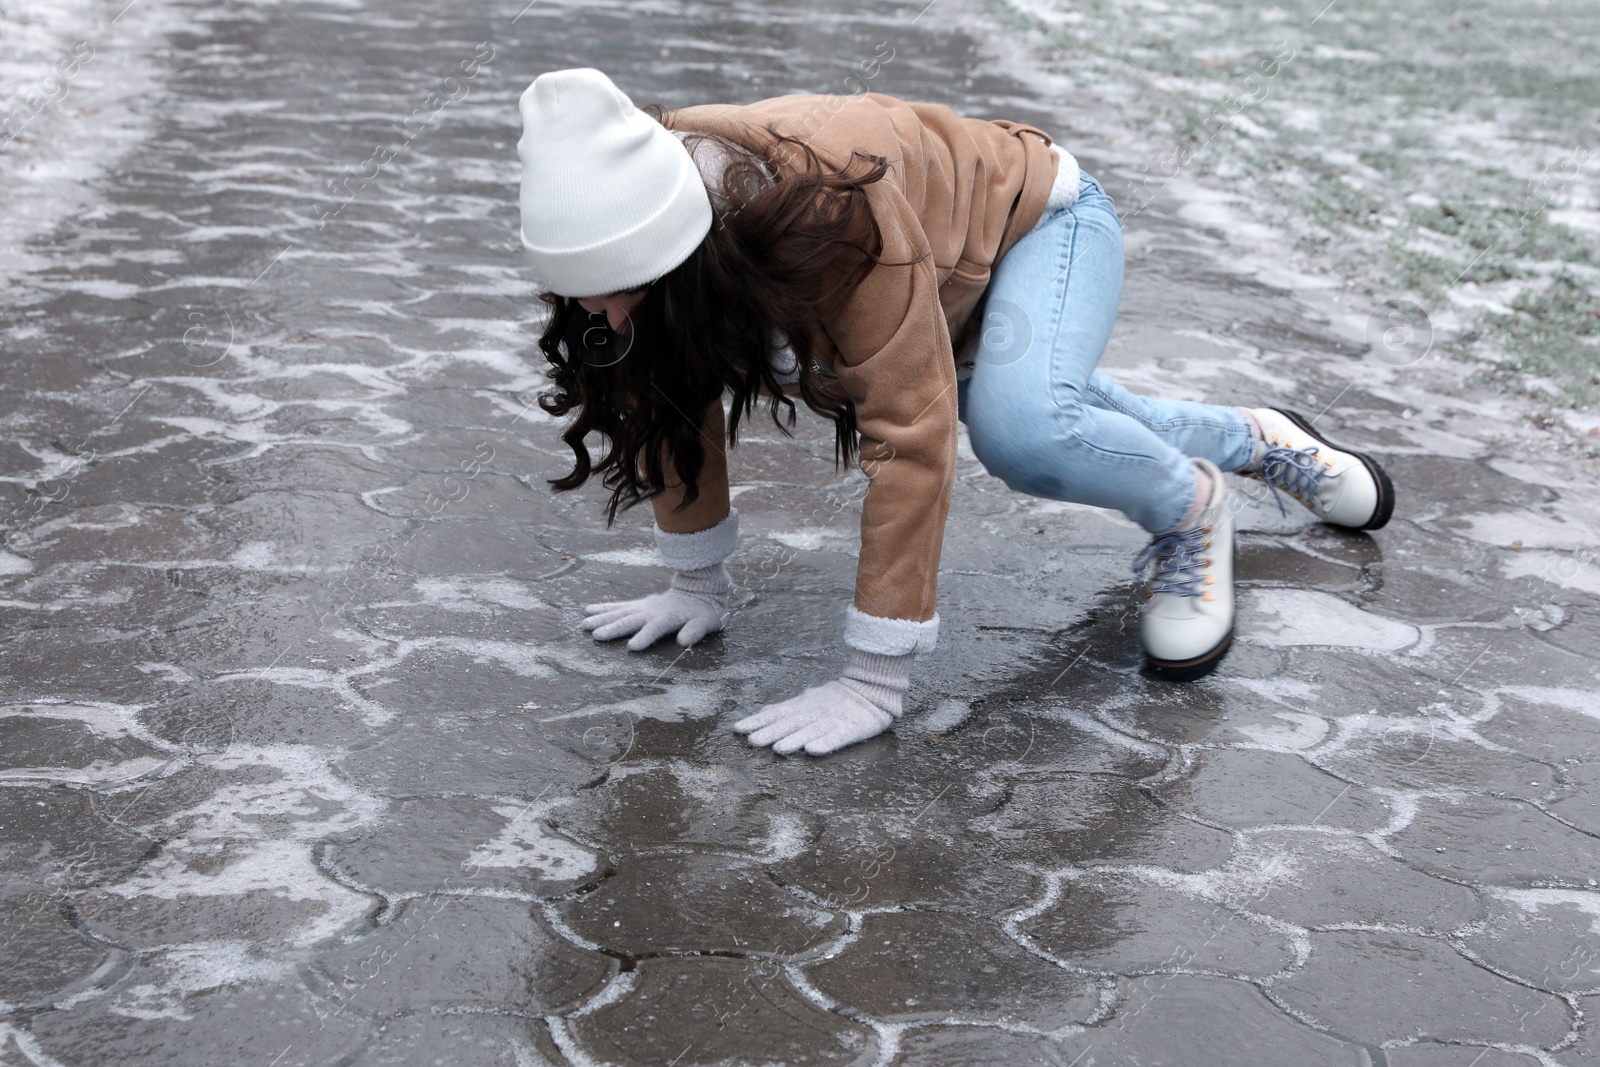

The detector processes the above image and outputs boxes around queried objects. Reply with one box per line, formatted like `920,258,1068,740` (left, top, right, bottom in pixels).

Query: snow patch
144,744,384,840
769,529,847,551
760,809,811,862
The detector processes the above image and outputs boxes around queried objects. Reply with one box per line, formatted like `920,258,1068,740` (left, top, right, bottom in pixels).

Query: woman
517,68,1394,757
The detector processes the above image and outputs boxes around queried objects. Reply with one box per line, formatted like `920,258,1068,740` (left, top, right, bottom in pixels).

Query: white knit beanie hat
517,68,712,297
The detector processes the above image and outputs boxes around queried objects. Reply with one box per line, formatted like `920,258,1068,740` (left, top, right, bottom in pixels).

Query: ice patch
101,839,370,947
666,758,740,802
210,664,392,728
1309,45,1384,62
1457,510,1594,552
409,577,546,612
1239,589,1419,651
108,940,293,1020
1491,686,1600,725
583,547,659,566
769,529,847,551
539,682,726,725
227,540,276,570
1498,549,1600,596
464,802,597,880
0,700,173,749
1227,677,1323,705
142,744,385,840
1234,711,1330,752
433,637,594,679
1486,887,1600,941
916,698,975,734
0,551,33,575
0,754,168,786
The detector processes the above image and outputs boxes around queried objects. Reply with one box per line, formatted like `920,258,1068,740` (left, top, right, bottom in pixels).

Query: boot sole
1146,629,1233,682
1273,408,1396,531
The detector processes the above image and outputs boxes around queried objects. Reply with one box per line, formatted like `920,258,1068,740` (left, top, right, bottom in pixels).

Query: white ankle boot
1136,458,1234,681
1245,408,1395,530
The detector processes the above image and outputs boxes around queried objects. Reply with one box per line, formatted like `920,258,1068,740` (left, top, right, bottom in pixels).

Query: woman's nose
607,307,631,333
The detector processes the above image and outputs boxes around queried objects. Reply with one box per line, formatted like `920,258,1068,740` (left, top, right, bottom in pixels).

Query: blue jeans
958,171,1258,535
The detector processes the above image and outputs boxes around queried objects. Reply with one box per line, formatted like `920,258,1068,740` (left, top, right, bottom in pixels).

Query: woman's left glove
582,562,730,650
734,648,914,756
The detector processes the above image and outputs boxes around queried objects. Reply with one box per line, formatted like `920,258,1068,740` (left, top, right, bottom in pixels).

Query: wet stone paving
3,0,1600,1064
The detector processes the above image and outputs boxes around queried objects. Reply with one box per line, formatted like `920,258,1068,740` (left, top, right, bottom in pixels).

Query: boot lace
1132,526,1209,598
1258,445,1327,516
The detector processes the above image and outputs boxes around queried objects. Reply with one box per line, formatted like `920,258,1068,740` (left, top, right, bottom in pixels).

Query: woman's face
575,285,647,333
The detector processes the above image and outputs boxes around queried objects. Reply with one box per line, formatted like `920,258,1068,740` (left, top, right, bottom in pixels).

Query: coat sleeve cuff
655,508,738,571
844,604,939,656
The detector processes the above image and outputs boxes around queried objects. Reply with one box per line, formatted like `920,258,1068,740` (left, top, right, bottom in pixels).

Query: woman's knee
965,385,1086,496
1069,182,1124,245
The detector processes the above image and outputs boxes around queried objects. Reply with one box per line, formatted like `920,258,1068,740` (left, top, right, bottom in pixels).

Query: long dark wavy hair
536,109,902,524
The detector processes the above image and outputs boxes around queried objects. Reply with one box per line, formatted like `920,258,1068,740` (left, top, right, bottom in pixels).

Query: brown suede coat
651,92,1061,623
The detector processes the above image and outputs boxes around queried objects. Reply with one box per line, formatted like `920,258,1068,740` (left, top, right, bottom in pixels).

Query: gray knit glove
733,649,913,756
582,563,731,651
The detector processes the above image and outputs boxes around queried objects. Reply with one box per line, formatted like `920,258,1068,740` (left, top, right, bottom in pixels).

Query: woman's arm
650,397,732,536
581,398,737,651
731,178,958,757
828,177,957,651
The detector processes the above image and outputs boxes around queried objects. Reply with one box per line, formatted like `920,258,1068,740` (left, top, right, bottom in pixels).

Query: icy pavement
2,0,1599,1064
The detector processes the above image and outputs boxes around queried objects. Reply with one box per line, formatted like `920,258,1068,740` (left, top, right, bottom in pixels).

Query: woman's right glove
580,509,738,652
582,562,730,650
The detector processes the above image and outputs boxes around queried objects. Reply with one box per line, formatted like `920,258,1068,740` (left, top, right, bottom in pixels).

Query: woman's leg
1083,372,1258,475
961,172,1256,534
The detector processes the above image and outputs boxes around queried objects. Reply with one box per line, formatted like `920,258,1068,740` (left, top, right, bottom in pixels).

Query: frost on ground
1000,0,1600,417
2,0,1599,1063
0,0,105,109
0,0,176,280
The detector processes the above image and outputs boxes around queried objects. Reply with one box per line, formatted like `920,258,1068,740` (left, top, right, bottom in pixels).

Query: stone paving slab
1275,930,1571,1047
807,910,1099,1029
1055,975,1375,1066
2,0,1599,1062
